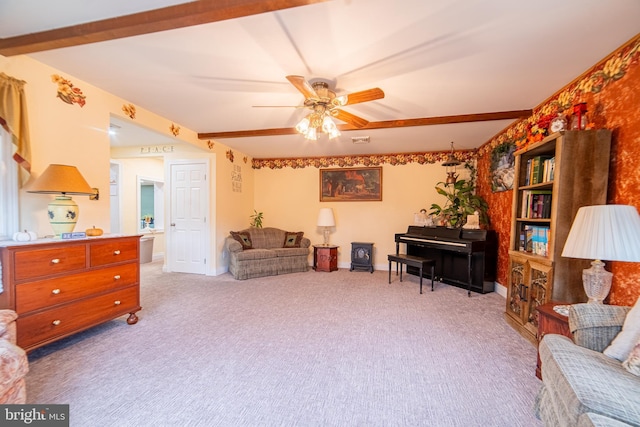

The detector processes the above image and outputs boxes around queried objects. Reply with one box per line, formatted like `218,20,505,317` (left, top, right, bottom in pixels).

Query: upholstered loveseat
534,303,640,427
0,310,28,404
226,227,311,280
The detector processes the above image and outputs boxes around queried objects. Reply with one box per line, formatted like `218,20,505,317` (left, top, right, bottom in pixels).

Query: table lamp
561,204,640,303
317,208,336,246
27,164,95,237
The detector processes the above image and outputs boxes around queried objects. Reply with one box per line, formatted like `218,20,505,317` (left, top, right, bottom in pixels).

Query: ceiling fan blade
342,88,384,105
286,75,318,99
252,105,304,108
332,109,369,128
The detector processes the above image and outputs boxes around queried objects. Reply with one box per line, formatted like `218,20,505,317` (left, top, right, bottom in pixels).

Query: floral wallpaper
476,34,640,307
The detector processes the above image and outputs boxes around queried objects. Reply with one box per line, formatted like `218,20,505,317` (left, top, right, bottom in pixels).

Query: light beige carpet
26,262,542,426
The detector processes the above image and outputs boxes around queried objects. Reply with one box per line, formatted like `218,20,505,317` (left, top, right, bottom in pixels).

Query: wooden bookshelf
504,130,611,344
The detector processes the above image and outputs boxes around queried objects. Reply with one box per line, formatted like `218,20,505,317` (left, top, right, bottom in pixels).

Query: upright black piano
395,226,497,294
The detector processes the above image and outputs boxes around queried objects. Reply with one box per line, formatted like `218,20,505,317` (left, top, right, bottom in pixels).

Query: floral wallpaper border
478,35,640,157
252,150,474,170
247,35,640,171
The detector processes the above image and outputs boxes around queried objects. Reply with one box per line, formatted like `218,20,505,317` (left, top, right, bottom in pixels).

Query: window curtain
0,72,31,185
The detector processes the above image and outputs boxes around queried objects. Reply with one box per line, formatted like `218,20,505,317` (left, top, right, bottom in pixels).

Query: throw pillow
230,231,252,249
623,338,640,376
283,231,304,248
604,298,640,361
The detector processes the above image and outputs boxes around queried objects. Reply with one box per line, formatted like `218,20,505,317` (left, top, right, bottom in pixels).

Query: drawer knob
114,300,121,305
51,258,60,264
52,319,61,326
114,250,121,255
51,288,61,295
114,275,121,280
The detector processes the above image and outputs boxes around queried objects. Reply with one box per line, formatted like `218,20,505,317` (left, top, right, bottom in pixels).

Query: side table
350,242,374,273
536,302,572,379
313,245,339,272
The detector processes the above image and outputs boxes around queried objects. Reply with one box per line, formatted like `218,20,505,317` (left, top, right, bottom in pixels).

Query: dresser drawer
16,262,139,314
90,238,139,267
17,286,140,350
13,244,87,281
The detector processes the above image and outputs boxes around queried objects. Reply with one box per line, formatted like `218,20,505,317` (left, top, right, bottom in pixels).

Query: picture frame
320,167,382,202
490,142,516,192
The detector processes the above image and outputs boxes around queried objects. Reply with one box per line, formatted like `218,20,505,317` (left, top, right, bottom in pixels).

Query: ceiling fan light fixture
322,115,336,132
328,127,341,139
333,95,348,106
309,112,324,129
295,117,310,133
311,81,332,101
304,127,317,141
286,76,382,140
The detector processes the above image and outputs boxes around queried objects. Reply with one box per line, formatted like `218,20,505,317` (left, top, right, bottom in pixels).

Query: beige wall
1,54,254,275
254,163,470,269
2,53,471,275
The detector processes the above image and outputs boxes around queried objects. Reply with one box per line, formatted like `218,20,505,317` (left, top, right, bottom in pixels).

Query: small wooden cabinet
536,302,571,379
0,235,142,352
313,245,338,272
505,130,611,344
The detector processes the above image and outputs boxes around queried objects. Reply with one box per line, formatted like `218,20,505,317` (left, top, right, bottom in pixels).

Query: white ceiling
2,0,639,158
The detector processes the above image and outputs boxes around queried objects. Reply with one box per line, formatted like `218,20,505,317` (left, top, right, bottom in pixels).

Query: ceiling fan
258,75,384,140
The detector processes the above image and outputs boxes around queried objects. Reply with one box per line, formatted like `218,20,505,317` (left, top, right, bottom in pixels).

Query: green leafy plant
429,163,489,228
249,210,264,228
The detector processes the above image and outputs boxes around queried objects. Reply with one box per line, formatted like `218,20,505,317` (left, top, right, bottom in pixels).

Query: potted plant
429,163,489,228
249,210,264,228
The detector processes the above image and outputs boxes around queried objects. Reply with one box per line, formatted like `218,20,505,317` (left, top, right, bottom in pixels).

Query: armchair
0,310,28,404
534,303,639,426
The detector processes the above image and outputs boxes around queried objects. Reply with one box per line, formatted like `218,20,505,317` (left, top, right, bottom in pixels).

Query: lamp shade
317,208,336,227
26,164,94,195
562,204,640,262
26,164,94,237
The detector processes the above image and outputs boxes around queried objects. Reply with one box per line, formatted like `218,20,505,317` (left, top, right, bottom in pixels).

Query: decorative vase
48,195,79,236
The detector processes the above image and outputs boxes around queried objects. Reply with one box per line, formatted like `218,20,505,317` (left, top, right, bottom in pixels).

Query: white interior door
168,161,208,274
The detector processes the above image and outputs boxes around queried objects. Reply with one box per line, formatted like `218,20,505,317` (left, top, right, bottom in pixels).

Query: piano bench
387,254,435,294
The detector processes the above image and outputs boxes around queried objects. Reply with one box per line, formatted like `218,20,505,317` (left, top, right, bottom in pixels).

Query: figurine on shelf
570,103,589,130
549,112,567,133
463,211,480,229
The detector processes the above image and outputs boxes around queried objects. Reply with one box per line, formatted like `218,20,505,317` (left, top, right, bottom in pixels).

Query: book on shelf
542,157,555,183
531,155,553,185
519,225,550,256
520,190,553,218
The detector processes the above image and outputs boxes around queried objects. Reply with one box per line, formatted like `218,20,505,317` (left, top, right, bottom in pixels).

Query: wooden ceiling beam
197,109,532,139
0,0,330,56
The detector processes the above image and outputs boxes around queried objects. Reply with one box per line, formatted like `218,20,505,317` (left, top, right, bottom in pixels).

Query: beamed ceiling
1,0,639,158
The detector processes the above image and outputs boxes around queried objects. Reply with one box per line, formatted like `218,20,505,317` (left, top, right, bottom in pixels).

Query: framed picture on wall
491,142,516,192
319,167,382,202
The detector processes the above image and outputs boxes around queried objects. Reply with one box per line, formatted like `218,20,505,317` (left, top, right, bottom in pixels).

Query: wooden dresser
0,235,141,352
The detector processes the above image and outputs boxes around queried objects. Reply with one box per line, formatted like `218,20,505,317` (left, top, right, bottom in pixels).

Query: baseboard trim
494,281,506,298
